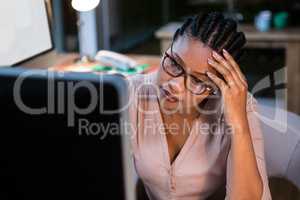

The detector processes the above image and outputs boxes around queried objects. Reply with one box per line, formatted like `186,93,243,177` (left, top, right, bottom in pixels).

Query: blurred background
51,0,300,51
49,0,300,99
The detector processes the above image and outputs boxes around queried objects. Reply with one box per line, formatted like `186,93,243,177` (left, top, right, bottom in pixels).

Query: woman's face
156,35,218,114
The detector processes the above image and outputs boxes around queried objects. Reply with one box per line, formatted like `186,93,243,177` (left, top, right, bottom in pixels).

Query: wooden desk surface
126,54,161,73
49,53,161,74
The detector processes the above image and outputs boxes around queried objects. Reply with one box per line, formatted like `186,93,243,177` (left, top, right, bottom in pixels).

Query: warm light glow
71,0,100,12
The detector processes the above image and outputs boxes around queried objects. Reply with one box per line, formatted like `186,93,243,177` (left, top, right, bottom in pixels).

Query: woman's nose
168,76,185,93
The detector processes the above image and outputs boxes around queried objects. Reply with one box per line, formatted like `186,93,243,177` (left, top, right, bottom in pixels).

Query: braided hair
173,12,246,63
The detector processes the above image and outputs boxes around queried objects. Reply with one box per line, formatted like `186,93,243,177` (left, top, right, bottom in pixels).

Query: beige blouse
126,71,272,200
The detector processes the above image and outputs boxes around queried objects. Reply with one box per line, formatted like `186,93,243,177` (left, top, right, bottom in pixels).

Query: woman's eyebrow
171,51,186,68
171,51,208,77
194,71,208,76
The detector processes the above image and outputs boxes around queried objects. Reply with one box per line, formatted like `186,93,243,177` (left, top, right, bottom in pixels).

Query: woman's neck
160,106,202,134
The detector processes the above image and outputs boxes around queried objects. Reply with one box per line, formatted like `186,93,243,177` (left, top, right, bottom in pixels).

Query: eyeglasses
162,51,217,95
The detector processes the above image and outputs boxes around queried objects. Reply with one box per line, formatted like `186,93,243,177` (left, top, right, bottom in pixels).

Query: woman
127,12,271,200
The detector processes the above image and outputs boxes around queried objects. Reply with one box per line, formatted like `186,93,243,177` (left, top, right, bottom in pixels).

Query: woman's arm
207,49,271,199
225,100,269,200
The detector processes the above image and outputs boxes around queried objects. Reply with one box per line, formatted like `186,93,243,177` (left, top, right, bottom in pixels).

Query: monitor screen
0,68,135,200
0,0,52,66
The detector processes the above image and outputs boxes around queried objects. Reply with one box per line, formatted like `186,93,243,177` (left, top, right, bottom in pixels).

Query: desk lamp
71,0,101,63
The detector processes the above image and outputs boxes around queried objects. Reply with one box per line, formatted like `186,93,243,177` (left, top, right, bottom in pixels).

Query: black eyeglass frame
161,51,218,95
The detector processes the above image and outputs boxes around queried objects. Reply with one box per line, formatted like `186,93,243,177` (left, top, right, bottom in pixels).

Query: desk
46,54,161,74
21,51,161,74
21,51,161,73
155,23,300,114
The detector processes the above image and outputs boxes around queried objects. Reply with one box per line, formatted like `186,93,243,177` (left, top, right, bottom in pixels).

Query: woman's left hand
206,49,248,126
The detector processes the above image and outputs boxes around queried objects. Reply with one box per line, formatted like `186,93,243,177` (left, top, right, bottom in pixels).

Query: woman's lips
159,86,179,103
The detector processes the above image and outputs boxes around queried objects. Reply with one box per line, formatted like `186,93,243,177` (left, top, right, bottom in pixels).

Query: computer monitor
0,68,136,200
0,0,53,66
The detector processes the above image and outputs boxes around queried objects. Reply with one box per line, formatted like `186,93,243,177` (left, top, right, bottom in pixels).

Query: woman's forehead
171,36,214,73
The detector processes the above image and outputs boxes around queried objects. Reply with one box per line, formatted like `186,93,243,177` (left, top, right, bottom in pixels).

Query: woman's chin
158,97,201,115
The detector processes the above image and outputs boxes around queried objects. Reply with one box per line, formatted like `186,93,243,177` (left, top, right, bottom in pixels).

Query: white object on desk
95,50,138,70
